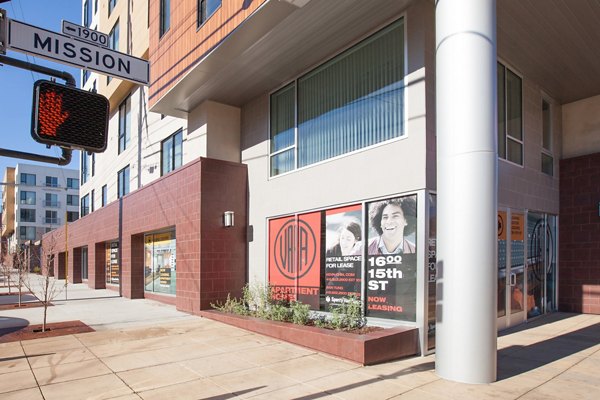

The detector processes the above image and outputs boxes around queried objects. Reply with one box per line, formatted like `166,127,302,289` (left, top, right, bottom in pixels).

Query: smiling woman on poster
326,220,362,257
368,197,416,255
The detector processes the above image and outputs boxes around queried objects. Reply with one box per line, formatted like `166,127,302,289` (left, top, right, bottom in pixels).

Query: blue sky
1,0,81,199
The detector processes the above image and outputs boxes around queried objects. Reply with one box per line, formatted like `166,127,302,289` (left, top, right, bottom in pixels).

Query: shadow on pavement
0,317,29,337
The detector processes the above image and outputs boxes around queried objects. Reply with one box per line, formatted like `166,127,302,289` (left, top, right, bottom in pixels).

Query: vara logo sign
273,218,317,280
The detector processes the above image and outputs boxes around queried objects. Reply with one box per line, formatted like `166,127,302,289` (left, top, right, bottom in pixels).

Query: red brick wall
559,153,600,314
43,157,248,314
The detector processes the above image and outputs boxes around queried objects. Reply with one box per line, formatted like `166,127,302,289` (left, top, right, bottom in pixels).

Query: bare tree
22,237,64,332
10,246,29,307
0,253,14,294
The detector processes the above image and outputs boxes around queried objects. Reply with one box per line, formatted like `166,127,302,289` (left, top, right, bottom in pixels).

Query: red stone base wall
42,157,248,314
559,154,600,314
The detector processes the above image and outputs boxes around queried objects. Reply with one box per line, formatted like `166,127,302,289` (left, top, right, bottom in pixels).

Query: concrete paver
1,281,600,399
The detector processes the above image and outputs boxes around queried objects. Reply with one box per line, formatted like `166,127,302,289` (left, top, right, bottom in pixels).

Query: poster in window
321,205,362,310
366,195,417,321
268,212,321,308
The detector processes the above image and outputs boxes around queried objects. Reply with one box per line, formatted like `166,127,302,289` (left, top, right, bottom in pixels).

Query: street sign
31,80,109,152
62,20,109,48
7,19,149,84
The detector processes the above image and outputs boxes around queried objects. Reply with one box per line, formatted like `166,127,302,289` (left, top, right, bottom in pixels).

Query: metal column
435,0,498,384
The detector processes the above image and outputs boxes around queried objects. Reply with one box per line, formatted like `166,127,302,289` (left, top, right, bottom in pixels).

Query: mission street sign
7,18,149,85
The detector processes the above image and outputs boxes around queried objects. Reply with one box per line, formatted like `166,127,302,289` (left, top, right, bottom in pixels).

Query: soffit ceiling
153,0,600,117
497,0,600,104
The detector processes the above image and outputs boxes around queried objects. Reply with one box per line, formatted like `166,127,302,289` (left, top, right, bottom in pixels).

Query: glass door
526,213,557,317
81,246,88,280
498,209,526,330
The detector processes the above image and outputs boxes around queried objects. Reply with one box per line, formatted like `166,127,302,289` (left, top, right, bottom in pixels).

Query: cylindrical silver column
435,0,498,384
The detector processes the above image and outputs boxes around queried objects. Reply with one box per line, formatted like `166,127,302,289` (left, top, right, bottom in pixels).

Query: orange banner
498,211,507,240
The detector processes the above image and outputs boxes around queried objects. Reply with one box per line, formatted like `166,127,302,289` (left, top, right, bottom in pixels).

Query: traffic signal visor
31,80,109,152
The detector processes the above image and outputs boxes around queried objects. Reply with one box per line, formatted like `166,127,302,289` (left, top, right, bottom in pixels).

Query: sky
0,0,82,201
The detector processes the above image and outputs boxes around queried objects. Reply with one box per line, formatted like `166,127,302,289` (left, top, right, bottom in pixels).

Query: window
45,176,59,187
83,69,90,84
118,166,130,198
144,231,176,295
94,0,98,14
45,210,59,225
20,173,36,186
67,211,79,222
101,185,108,207
198,0,221,27
161,129,183,175
269,19,405,176
19,226,36,240
160,0,170,37
498,62,523,165
44,193,59,207
118,96,131,153
109,20,119,51
92,153,96,177
81,152,89,184
91,189,95,212
67,178,79,189
541,99,553,176
83,0,91,27
81,194,90,217
20,209,36,223
109,0,117,15
20,191,36,205
67,194,79,206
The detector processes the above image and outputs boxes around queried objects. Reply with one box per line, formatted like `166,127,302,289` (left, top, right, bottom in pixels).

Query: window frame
268,17,407,178
45,210,59,225
197,0,221,29
20,173,36,186
19,226,36,240
67,194,79,206
161,129,183,176
101,184,108,207
19,191,36,205
20,208,36,223
117,165,130,198
45,176,59,188
67,211,79,222
497,61,524,167
109,19,119,51
160,0,171,38
118,95,131,154
81,194,90,217
44,193,59,207
541,97,554,176
109,0,117,16
67,178,80,189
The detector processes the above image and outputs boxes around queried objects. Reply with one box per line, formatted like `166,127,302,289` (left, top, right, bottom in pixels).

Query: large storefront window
106,241,119,284
268,194,417,323
144,231,176,295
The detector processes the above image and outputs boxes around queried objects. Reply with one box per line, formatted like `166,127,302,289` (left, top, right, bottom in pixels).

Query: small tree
11,246,29,307
22,237,63,332
0,254,14,293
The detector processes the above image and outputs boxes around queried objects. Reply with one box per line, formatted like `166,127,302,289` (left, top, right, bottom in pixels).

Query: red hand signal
39,91,69,136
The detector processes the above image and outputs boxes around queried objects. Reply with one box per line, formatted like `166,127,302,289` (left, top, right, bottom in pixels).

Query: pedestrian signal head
31,80,109,152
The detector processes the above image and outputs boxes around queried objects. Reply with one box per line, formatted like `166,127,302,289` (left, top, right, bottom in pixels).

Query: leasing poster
268,212,321,308
322,205,362,310
365,195,417,321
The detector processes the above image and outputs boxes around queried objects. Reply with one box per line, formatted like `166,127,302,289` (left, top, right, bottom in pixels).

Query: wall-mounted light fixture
224,211,235,227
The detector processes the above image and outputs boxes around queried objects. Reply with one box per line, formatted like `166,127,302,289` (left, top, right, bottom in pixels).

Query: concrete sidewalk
1,281,599,399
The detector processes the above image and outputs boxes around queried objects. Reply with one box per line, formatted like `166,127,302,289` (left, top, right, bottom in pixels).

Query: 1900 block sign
269,212,321,308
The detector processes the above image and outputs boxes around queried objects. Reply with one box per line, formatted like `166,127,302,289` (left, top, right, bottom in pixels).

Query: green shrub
290,301,310,325
269,303,292,322
211,293,248,316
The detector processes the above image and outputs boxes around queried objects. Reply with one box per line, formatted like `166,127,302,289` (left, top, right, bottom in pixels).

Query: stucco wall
562,94,600,159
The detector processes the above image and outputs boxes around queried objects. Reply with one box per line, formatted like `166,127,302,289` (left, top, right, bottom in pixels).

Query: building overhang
150,0,414,117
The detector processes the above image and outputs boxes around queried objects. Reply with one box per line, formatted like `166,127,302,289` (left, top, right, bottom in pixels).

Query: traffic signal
31,80,109,153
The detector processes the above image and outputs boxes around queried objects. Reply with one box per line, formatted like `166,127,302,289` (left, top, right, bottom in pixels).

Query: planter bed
200,309,419,365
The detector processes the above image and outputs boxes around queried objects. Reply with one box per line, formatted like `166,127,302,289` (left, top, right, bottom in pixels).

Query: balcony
45,217,61,225
43,200,61,208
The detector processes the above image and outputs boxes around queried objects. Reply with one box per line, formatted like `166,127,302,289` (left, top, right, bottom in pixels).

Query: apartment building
43,0,600,383
1,164,79,259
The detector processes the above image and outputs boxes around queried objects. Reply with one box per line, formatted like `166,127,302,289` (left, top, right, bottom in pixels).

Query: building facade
1,164,79,265
43,0,600,383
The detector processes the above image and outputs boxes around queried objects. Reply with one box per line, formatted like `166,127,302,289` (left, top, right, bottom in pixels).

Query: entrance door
498,209,526,330
526,213,557,317
81,247,88,280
